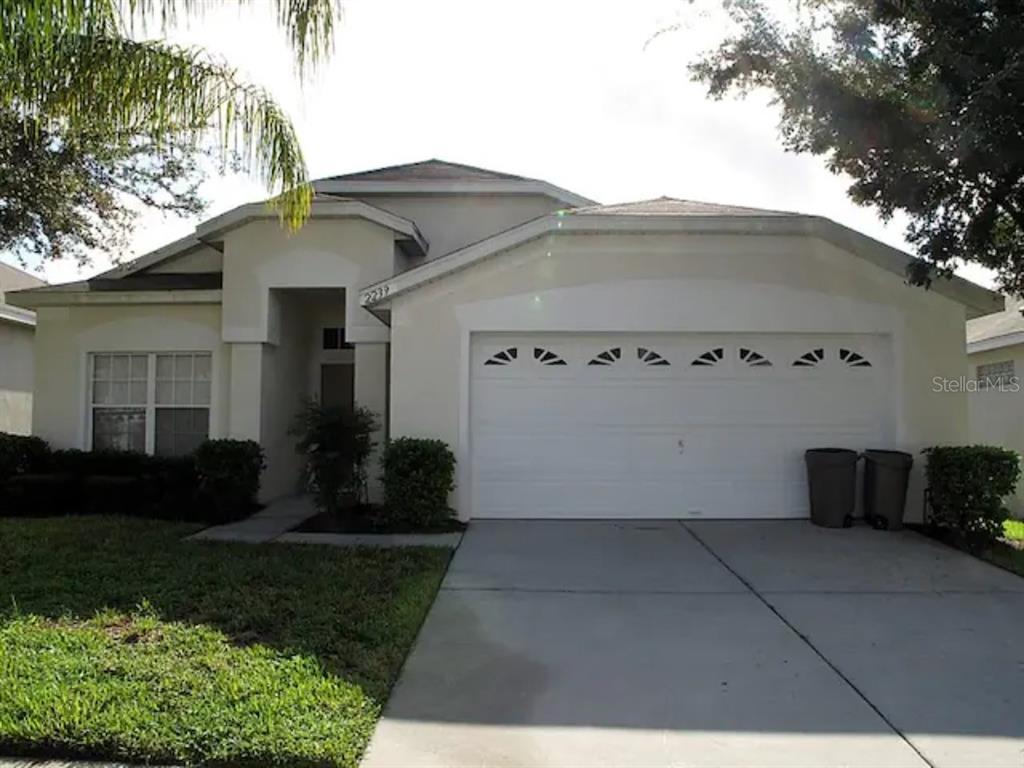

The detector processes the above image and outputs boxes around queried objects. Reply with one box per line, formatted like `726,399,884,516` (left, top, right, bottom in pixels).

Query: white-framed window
976,360,1015,389
90,352,212,455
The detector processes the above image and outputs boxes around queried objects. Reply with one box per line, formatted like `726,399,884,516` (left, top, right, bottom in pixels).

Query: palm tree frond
0,0,341,227
1,33,313,225
131,0,340,73
1,0,341,73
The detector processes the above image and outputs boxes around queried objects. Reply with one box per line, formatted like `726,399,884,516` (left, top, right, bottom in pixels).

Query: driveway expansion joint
756,587,1024,595
679,520,937,768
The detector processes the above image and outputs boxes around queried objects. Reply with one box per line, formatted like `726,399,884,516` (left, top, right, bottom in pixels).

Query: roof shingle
22,273,222,294
567,196,794,217
967,295,1024,345
322,159,527,183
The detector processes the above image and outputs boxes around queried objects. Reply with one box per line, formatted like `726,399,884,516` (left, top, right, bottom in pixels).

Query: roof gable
360,202,1001,319
322,159,527,182
1,260,45,325
313,159,595,208
0,260,46,295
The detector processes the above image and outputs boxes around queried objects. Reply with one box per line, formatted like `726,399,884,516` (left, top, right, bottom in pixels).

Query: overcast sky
4,0,996,288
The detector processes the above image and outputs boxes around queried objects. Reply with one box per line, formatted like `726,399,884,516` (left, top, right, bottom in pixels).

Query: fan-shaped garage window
691,348,724,367
793,348,825,367
638,347,670,367
739,348,772,367
839,348,872,368
588,347,622,366
484,347,518,366
534,347,567,366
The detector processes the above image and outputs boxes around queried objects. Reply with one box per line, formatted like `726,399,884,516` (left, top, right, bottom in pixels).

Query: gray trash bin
805,448,858,528
863,449,913,530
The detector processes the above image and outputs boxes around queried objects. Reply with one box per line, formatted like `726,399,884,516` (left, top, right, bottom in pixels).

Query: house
0,261,45,435
8,160,1000,519
967,296,1024,516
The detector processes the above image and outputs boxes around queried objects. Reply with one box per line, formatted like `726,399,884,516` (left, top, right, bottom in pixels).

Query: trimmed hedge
0,433,264,524
380,438,456,528
924,445,1021,547
0,433,49,482
194,439,266,523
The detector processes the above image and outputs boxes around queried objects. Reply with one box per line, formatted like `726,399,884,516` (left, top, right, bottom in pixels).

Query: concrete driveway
363,521,1024,768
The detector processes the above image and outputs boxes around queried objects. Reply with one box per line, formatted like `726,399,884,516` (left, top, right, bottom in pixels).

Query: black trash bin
863,449,913,530
805,448,858,528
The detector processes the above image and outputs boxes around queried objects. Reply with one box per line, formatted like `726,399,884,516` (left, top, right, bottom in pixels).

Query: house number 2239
363,284,391,303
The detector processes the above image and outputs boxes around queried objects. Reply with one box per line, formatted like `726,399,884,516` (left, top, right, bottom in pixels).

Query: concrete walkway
187,497,463,548
187,495,316,543
364,520,1024,768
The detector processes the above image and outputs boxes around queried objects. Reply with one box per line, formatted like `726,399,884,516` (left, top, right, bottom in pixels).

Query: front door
321,363,355,412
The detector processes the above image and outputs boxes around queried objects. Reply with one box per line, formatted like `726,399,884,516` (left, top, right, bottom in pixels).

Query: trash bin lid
863,449,914,469
805,448,859,466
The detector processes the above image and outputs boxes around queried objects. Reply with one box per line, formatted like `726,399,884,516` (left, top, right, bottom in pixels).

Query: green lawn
0,517,451,767
982,519,1024,577
919,519,1024,579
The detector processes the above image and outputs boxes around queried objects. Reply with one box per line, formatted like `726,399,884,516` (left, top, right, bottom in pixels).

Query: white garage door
469,333,891,519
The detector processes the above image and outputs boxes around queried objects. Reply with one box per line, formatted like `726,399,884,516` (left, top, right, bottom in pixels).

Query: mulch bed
294,504,467,535
908,523,1024,578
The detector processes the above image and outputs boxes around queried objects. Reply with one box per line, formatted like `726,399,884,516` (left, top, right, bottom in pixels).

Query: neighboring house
0,261,45,435
967,295,1024,516
9,159,1000,519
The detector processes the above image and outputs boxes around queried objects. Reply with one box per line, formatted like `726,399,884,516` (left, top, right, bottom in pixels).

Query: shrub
148,455,201,518
924,445,1021,547
81,475,148,516
291,400,379,513
380,438,456,528
2,448,198,520
47,448,157,476
1,440,261,524
193,439,265,523
0,432,50,482
45,450,200,519
2,473,79,516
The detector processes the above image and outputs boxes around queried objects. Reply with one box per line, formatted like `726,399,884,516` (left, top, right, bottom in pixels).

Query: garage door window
793,348,825,367
691,347,725,366
739,348,772,367
638,347,671,366
534,347,567,366
484,347,518,366
588,347,622,366
839,348,872,367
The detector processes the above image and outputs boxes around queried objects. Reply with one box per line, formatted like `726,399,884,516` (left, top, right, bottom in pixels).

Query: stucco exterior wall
968,343,1024,516
221,218,394,345
149,244,224,274
0,322,35,434
389,232,971,521
31,303,228,449
219,218,393,500
259,292,310,500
